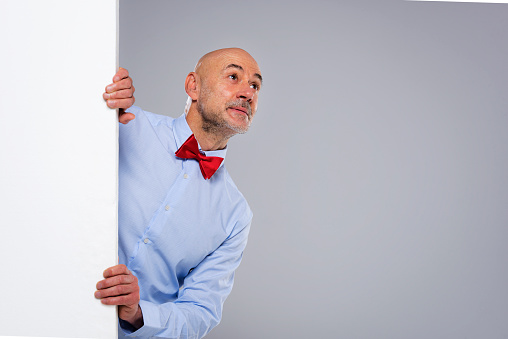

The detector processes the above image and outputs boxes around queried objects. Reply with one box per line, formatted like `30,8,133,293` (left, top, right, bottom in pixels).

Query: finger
113,67,129,82
102,264,130,278
103,88,134,100
100,294,139,307
105,77,133,93
119,112,136,124
106,98,135,110
97,273,136,290
95,283,138,300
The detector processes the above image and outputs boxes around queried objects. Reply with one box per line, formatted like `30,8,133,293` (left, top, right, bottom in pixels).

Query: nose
236,83,255,102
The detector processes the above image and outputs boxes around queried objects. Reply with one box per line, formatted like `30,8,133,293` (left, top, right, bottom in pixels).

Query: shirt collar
173,113,228,162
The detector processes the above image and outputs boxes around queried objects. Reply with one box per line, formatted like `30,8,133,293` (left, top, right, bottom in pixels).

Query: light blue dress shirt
118,106,252,339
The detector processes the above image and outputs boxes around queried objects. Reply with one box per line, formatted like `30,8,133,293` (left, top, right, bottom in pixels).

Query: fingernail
94,291,100,298
97,282,102,289
104,93,110,99
106,85,113,92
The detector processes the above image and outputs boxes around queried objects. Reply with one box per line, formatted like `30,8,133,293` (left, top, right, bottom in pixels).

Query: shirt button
165,205,170,211
143,238,149,244
183,174,189,179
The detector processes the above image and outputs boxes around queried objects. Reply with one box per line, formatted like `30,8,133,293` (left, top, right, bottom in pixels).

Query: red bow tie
175,134,224,180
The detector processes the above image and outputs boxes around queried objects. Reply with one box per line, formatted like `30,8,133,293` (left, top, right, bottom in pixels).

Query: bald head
194,48,262,84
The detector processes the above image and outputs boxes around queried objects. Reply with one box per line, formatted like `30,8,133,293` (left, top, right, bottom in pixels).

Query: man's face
196,51,262,135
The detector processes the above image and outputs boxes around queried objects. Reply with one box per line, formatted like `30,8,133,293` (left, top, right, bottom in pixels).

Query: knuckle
99,280,110,290
108,276,117,286
116,285,127,295
114,295,125,305
120,275,130,284
105,287,116,297
98,289,109,298
120,89,130,99
106,297,117,305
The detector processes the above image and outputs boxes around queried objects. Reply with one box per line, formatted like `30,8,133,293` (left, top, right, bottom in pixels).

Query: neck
185,106,234,151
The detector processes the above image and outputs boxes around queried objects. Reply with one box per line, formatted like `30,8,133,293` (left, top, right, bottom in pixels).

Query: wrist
122,304,143,330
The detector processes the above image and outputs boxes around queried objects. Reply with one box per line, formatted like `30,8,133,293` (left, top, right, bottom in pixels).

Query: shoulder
121,106,179,153
124,106,175,128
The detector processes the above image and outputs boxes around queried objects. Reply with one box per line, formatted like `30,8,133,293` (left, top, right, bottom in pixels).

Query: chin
228,123,250,135
225,116,251,134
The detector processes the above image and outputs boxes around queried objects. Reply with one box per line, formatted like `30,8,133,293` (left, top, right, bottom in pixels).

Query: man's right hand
103,67,136,124
95,264,144,330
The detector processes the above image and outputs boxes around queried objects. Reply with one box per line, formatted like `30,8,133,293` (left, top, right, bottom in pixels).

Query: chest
119,155,238,272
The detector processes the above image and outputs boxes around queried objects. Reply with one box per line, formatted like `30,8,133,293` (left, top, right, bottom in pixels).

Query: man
94,48,262,338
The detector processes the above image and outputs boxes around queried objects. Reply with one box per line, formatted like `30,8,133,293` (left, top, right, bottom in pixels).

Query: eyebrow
225,63,263,84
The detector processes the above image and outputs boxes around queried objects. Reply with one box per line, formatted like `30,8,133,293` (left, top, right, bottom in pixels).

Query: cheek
251,98,259,112
216,83,234,96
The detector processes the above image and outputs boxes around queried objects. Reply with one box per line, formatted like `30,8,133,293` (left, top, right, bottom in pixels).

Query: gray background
120,1,508,338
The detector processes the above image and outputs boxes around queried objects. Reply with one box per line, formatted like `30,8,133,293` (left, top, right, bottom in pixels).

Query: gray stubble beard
197,95,252,137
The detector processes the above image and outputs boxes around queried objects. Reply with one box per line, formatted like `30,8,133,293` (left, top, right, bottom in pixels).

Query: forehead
205,51,262,78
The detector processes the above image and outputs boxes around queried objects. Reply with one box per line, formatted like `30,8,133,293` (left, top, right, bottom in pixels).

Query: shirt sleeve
120,217,252,339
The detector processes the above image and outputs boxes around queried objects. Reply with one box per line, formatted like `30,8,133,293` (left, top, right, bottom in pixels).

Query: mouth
228,106,250,117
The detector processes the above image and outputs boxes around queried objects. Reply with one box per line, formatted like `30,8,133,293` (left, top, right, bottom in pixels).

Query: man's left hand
95,264,143,329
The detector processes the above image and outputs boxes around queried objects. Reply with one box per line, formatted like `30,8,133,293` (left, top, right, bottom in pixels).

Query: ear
185,72,199,100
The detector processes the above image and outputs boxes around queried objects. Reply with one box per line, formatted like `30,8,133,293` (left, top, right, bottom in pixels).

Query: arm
123,219,251,339
103,67,136,124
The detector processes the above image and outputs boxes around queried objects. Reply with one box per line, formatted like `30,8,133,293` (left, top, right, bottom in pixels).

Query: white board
0,0,118,337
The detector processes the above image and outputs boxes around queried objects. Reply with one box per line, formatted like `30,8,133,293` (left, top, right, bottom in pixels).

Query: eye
228,74,237,81
250,83,260,90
